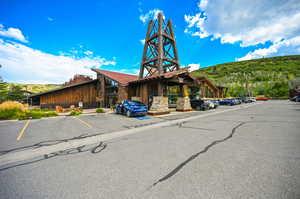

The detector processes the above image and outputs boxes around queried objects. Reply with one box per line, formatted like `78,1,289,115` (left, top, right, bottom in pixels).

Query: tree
0,82,8,103
7,84,27,102
0,64,3,83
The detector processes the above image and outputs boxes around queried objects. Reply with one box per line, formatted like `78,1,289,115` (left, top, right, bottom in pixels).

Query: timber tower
139,13,180,78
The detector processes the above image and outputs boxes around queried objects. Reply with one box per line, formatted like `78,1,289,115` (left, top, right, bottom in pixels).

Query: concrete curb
0,103,260,167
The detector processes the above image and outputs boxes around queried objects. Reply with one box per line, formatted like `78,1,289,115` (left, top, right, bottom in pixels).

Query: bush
0,101,26,120
96,108,104,113
69,110,82,116
0,101,58,120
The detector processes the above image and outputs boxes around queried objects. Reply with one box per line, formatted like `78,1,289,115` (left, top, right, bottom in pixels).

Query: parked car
290,95,300,102
204,100,218,109
115,100,148,117
256,97,270,101
233,98,242,104
219,99,236,106
190,99,210,111
249,97,257,102
239,97,252,103
210,100,220,108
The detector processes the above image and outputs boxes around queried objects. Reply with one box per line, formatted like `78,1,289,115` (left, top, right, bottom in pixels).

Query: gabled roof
92,69,138,86
129,67,190,84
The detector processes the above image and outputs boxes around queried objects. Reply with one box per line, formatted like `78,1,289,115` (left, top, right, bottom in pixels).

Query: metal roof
92,69,138,86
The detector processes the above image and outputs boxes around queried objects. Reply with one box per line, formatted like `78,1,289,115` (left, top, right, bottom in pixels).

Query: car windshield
127,101,144,106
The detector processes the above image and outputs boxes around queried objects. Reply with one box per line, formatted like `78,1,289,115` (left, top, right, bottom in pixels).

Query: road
0,101,299,199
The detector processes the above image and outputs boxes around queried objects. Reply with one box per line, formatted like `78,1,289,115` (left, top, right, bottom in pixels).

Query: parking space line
73,117,92,128
16,120,31,141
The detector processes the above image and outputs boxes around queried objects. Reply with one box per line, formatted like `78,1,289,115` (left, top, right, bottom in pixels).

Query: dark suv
190,99,210,111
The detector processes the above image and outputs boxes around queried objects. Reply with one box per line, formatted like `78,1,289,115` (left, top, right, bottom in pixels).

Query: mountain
191,55,300,98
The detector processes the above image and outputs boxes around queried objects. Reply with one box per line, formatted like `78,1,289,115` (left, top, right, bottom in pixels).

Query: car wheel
126,110,131,117
196,105,201,111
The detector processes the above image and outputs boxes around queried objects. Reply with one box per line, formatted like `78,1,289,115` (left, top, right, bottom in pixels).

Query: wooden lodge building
30,67,225,109
30,13,225,111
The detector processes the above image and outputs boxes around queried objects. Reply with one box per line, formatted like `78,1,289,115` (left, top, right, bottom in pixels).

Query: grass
96,108,104,113
0,101,58,120
69,110,82,116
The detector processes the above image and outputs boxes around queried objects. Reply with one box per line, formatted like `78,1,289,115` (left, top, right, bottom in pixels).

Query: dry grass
0,101,26,111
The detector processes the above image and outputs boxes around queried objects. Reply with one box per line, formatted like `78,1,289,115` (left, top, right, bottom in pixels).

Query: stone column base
131,97,141,102
148,96,170,115
176,96,192,111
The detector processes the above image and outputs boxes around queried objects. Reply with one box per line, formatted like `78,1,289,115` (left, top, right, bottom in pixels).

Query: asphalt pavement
0,101,299,199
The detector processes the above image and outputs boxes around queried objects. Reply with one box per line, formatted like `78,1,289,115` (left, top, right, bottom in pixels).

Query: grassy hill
191,55,300,98
8,83,62,94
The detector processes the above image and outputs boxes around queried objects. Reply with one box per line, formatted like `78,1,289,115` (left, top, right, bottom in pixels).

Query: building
30,13,225,112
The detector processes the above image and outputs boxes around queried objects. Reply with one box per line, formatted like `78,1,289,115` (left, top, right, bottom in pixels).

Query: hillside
191,55,300,98
8,83,62,94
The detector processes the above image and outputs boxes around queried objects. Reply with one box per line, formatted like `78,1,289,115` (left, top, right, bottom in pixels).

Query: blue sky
0,0,299,83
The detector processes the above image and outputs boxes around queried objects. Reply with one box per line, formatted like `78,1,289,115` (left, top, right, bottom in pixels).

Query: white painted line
0,103,260,167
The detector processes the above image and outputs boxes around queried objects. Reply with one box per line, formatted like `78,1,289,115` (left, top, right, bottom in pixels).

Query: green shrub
0,108,23,120
69,110,82,116
24,109,58,119
96,108,104,113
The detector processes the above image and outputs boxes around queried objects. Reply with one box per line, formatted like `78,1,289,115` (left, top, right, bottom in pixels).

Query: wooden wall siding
117,86,128,103
40,83,97,106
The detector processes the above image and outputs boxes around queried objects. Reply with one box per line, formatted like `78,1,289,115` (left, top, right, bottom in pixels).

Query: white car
204,100,215,109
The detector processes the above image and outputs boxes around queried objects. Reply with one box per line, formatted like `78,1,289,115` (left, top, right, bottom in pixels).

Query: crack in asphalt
150,122,246,188
0,142,107,171
0,132,105,156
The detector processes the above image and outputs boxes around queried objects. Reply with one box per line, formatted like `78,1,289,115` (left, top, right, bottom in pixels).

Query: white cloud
0,24,28,43
198,0,208,10
188,63,200,71
185,0,300,46
47,17,54,22
184,0,300,59
238,36,300,61
0,40,116,84
139,9,164,23
119,69,139,75
84,50,93,55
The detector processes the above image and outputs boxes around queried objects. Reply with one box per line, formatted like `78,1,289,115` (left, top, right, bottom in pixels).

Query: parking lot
0,100,299,199
0,104,248,152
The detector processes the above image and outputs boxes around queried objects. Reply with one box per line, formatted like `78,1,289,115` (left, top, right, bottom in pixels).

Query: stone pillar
176,96,192,111
131,97,141,102
148,96,169,115
176,85,192,111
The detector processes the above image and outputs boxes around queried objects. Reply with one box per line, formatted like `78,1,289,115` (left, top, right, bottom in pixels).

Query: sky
0,0,300,84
